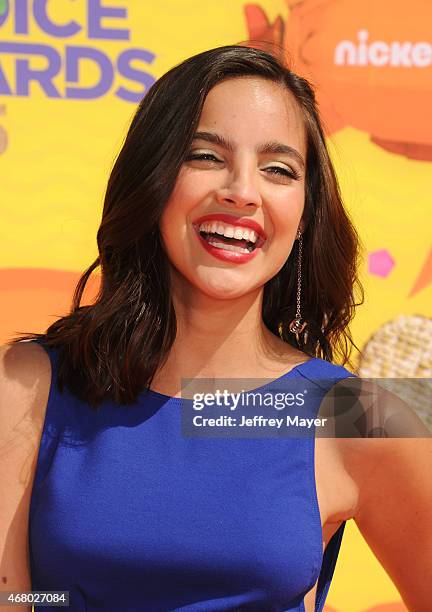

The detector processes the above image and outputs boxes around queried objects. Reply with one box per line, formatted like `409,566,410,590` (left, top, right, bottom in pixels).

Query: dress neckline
141,356,320,404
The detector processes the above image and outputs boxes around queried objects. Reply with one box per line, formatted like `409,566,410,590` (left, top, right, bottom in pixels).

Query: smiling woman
159,76,307,292
1,44,430,612
10,44,363,406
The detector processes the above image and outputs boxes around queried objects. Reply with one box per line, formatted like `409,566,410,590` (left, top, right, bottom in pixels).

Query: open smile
192,213,267,263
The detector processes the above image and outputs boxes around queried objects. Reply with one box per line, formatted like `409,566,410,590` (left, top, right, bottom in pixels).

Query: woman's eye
265,166,300,180
186,153,221,162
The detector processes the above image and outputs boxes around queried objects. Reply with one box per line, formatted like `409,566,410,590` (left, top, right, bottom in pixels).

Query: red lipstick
192,213,267,243
192,213,266,264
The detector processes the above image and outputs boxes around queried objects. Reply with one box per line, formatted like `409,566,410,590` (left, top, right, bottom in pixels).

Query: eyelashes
185,153,302,181
265,166,302,181
186,153,218,162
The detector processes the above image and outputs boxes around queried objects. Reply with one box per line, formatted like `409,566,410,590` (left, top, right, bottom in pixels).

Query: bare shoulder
329,374,431,502
0,339,52,499
0,341,51,445
0,341,51,603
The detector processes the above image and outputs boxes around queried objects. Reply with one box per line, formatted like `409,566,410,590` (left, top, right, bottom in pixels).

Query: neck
172,285,269,375
150,276,306,395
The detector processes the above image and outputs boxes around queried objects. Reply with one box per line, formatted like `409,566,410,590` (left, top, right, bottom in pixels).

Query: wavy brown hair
10,44,364,409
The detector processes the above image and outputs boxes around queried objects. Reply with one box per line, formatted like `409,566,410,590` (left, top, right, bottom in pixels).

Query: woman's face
159,76,307,300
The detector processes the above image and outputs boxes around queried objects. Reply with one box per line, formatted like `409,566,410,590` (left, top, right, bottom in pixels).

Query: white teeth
198,221,259,244
207,239,250,254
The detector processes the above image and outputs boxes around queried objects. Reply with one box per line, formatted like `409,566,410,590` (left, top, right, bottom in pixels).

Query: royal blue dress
29,340,356,611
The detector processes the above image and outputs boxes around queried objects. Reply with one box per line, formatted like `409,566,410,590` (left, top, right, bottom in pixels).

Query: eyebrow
192,131,305,170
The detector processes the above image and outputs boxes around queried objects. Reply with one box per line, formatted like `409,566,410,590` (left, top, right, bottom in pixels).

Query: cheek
170,169,207,205
159,205,195,269
270,190,305,237
159,193,189,243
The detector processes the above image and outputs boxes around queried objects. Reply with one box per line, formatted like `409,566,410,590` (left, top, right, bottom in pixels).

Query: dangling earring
278,231,308,342
288,231,308,343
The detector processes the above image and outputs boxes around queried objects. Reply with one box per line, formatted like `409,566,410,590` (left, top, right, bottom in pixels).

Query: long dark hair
10,44,364,409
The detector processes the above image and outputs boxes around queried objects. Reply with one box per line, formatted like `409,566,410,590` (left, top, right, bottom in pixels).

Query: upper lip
192,213,267,243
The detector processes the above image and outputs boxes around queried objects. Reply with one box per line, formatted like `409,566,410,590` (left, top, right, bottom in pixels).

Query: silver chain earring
289,230,308,339
279,231,308,343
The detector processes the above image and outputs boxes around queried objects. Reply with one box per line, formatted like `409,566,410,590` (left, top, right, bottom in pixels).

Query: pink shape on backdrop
368,249,395,277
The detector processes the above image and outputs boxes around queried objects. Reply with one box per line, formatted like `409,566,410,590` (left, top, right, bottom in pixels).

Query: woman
1,45,430,612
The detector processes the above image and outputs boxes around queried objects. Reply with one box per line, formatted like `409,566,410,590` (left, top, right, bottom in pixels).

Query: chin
196,276,262,300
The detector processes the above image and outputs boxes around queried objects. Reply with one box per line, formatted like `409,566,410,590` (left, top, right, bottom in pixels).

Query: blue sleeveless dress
29,340,356,611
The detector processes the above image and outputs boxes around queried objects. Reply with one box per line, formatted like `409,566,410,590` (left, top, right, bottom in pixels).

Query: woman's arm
354,437,432,611
0,342,51,612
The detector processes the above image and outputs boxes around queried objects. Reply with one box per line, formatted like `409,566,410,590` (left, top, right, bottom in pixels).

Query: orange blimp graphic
244,0,432,160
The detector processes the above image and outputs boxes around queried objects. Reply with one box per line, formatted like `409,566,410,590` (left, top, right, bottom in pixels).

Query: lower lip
193,227,261,263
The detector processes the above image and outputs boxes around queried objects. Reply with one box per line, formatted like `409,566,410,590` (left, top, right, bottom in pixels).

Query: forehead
198,77,306,155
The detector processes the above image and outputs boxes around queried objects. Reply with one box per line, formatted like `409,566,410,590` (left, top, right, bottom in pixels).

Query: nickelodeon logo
243,3,432,159
335,30,432,67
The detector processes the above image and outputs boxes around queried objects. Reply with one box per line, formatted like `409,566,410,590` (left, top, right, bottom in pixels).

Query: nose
214,163,263,209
